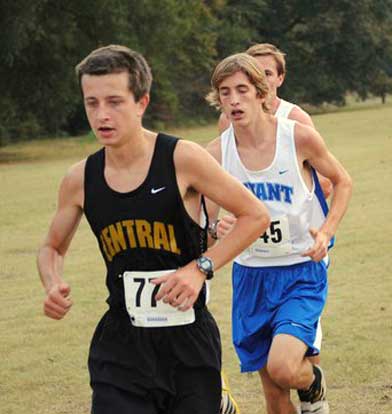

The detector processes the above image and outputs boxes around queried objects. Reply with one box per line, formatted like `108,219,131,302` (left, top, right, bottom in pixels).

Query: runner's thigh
91,383,157,414
172,366,221,414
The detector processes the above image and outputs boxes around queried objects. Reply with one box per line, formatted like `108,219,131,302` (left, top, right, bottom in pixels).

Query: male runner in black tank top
37,45,270,414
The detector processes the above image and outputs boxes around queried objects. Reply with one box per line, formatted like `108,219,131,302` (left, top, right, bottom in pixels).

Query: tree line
1,0,391,144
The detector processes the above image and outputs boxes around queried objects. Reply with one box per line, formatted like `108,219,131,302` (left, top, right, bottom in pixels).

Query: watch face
199,256,212,271
197,256,214,279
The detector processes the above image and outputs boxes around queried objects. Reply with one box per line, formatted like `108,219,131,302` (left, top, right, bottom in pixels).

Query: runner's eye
86,100,98,108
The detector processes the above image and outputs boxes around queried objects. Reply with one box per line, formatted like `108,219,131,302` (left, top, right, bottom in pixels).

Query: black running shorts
88,307,221,414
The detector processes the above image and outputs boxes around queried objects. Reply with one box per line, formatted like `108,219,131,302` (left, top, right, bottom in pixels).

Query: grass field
1,102,392,414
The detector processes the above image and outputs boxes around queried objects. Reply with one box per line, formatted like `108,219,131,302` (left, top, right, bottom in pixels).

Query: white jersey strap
275,98,296,119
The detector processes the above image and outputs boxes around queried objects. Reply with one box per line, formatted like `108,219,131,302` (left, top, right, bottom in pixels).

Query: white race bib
249,215,293,258
123,270,195,328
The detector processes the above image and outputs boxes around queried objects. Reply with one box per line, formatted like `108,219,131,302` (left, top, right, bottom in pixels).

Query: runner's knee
267,360,297,389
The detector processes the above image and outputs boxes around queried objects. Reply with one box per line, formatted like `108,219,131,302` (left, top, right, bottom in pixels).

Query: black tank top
84,133,208,310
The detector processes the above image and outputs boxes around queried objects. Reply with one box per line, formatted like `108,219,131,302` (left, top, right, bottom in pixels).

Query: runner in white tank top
215,45,332,414
221,117,328,268
217,99,328,414
206,53,352,414
217,44,332,355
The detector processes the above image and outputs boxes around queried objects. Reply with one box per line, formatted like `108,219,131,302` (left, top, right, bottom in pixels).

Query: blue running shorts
232,260,327,372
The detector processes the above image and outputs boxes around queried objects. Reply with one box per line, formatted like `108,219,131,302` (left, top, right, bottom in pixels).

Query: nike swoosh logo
151,186,166,194
279,169,288,175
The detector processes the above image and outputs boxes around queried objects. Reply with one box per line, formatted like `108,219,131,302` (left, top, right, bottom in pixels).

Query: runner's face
254,55,284,100
218,71,264,126
82,72,149,147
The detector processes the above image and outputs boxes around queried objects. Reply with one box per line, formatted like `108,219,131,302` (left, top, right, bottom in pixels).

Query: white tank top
221,118,328,267
275,98,297,118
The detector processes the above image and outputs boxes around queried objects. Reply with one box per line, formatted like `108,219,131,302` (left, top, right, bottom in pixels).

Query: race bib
123,270,195,328
249,215,293,258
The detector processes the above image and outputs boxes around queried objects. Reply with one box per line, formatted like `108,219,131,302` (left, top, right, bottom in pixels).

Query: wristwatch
196,255,214,280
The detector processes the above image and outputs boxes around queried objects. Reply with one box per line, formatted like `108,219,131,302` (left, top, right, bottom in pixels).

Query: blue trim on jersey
312,167,329,216
311,167,335,249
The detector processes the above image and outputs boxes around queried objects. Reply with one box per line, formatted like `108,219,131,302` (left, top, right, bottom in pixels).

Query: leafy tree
367,70,392,103
217,0,392,106
0,0,219,142
1,0,392,143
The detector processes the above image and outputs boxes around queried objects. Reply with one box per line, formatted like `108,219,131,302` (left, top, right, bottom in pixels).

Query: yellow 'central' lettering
168,224,181,254
135,220,154,248
101,227,115,257
99,219,182,262
109,223,126,253
122,220,137,247
153,222,170,251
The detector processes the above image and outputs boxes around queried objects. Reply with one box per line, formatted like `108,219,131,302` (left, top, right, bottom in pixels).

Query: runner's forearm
37,245,65,293
320,175,352,238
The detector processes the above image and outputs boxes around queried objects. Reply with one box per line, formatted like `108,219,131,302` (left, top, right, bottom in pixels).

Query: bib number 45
260,220,283,244
249,215,292,258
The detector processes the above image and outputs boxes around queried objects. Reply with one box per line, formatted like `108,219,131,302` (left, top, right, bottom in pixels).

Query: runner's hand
152,264,206,311
302,228,330,262
44,282,72,320
217,215,237,239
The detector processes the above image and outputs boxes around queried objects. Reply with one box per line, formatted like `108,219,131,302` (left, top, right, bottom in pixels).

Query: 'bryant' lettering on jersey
244,181,294,204
99,219,181,262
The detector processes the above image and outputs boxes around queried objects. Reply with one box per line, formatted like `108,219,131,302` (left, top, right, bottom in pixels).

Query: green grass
1,102,392,413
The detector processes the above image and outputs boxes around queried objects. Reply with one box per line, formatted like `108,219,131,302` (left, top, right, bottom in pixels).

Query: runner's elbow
254,207,271,234
346,173,353,192
339,172,353,195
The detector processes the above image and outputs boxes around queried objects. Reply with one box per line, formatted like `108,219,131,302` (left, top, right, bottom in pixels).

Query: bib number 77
122,270,196,327
133,277,160,308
